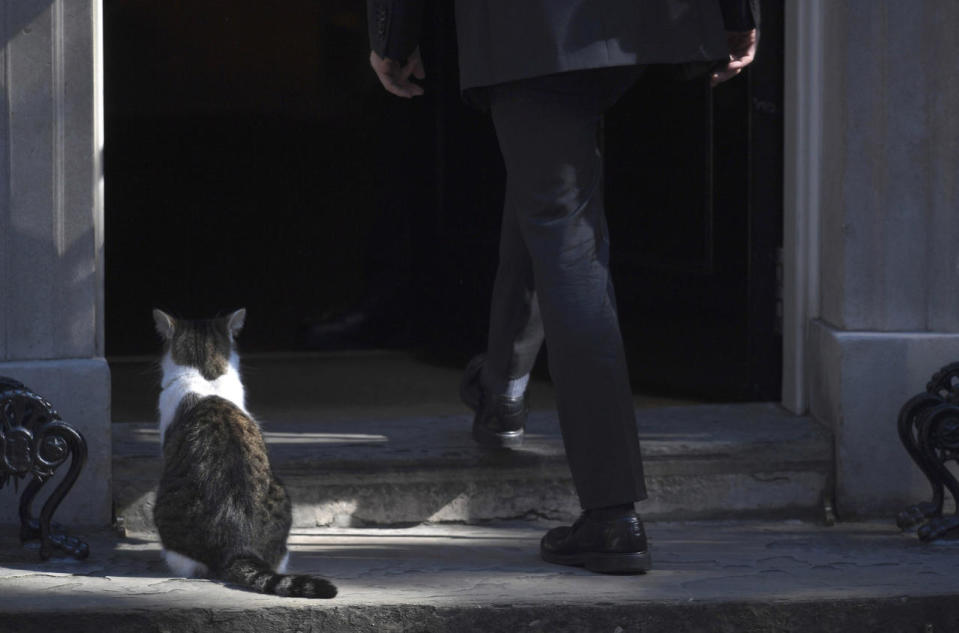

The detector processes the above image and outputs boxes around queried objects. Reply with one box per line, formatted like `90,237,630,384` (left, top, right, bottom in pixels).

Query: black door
418,0,784,400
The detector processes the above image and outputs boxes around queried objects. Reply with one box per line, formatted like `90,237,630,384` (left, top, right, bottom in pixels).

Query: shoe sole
472,423,524,449
541,548,652,574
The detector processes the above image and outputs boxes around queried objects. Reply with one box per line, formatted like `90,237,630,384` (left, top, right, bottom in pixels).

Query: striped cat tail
220,556,337,599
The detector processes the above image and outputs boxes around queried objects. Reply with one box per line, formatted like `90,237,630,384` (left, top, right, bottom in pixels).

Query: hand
711,29,757,86
369,47,426,98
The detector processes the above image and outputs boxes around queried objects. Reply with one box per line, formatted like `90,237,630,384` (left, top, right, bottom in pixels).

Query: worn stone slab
113,403,831,532
1,521,957,632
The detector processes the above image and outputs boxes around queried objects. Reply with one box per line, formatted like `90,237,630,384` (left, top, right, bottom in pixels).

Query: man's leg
485,67,646,510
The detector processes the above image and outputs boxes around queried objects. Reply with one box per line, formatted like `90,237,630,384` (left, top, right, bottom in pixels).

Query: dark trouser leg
485,67,647,509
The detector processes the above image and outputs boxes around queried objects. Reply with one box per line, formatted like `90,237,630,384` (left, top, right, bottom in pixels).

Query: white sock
504,374,530,399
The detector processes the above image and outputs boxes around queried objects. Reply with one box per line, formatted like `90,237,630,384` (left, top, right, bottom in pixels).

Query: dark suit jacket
368,0,758,90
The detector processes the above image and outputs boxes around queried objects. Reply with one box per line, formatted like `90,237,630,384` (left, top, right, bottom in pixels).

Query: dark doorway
104,0,431,354
104,0,783,401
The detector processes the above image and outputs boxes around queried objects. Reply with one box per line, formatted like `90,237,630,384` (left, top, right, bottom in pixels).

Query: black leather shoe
540,509,652,574
459,354,527,449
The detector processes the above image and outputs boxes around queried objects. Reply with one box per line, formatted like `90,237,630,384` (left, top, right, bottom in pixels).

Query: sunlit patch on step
262,432,388,445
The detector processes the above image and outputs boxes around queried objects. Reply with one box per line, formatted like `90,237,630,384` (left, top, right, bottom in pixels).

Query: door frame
782,0,824,414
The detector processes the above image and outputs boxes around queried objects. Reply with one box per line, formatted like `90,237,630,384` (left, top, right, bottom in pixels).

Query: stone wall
0,0,110,526
809,0,959,517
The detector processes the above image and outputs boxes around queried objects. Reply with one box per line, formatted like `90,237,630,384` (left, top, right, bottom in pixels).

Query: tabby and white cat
152,308,336,599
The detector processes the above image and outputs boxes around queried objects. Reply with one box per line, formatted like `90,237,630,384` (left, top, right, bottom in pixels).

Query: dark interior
104,0,783,400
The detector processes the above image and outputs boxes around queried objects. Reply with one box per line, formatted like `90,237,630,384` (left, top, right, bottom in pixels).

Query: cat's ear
226,308,247,339
153,309,176,340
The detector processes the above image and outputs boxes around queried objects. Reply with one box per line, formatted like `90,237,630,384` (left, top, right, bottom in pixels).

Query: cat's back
163,393,268,467
159,393,279,510
156,391,289,549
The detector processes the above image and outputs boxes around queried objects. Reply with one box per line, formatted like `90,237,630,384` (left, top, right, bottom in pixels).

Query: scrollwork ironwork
897,364,959,541
0,377,89,560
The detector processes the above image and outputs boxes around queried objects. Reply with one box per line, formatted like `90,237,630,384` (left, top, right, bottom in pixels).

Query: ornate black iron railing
0,376,89,559
896,362,959,541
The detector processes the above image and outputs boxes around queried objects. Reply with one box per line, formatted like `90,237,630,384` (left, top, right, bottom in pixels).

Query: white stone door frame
782,0,824,415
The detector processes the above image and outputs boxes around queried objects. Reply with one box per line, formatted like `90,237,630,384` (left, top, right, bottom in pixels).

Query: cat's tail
220,556,337,599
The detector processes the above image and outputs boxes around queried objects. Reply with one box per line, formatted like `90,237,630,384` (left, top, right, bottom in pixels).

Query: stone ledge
113,403,831,531
0,521,956,633
2,598,957,633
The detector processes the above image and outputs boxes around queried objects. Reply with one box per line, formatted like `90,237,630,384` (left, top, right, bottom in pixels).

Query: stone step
1,520,955,633
113,403,832,534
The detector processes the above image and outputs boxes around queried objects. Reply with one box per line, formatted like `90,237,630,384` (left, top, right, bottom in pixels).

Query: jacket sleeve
718,0,760,31
367,0,425,62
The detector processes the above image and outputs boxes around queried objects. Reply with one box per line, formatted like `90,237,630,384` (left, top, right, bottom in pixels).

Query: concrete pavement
1,520,957,632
